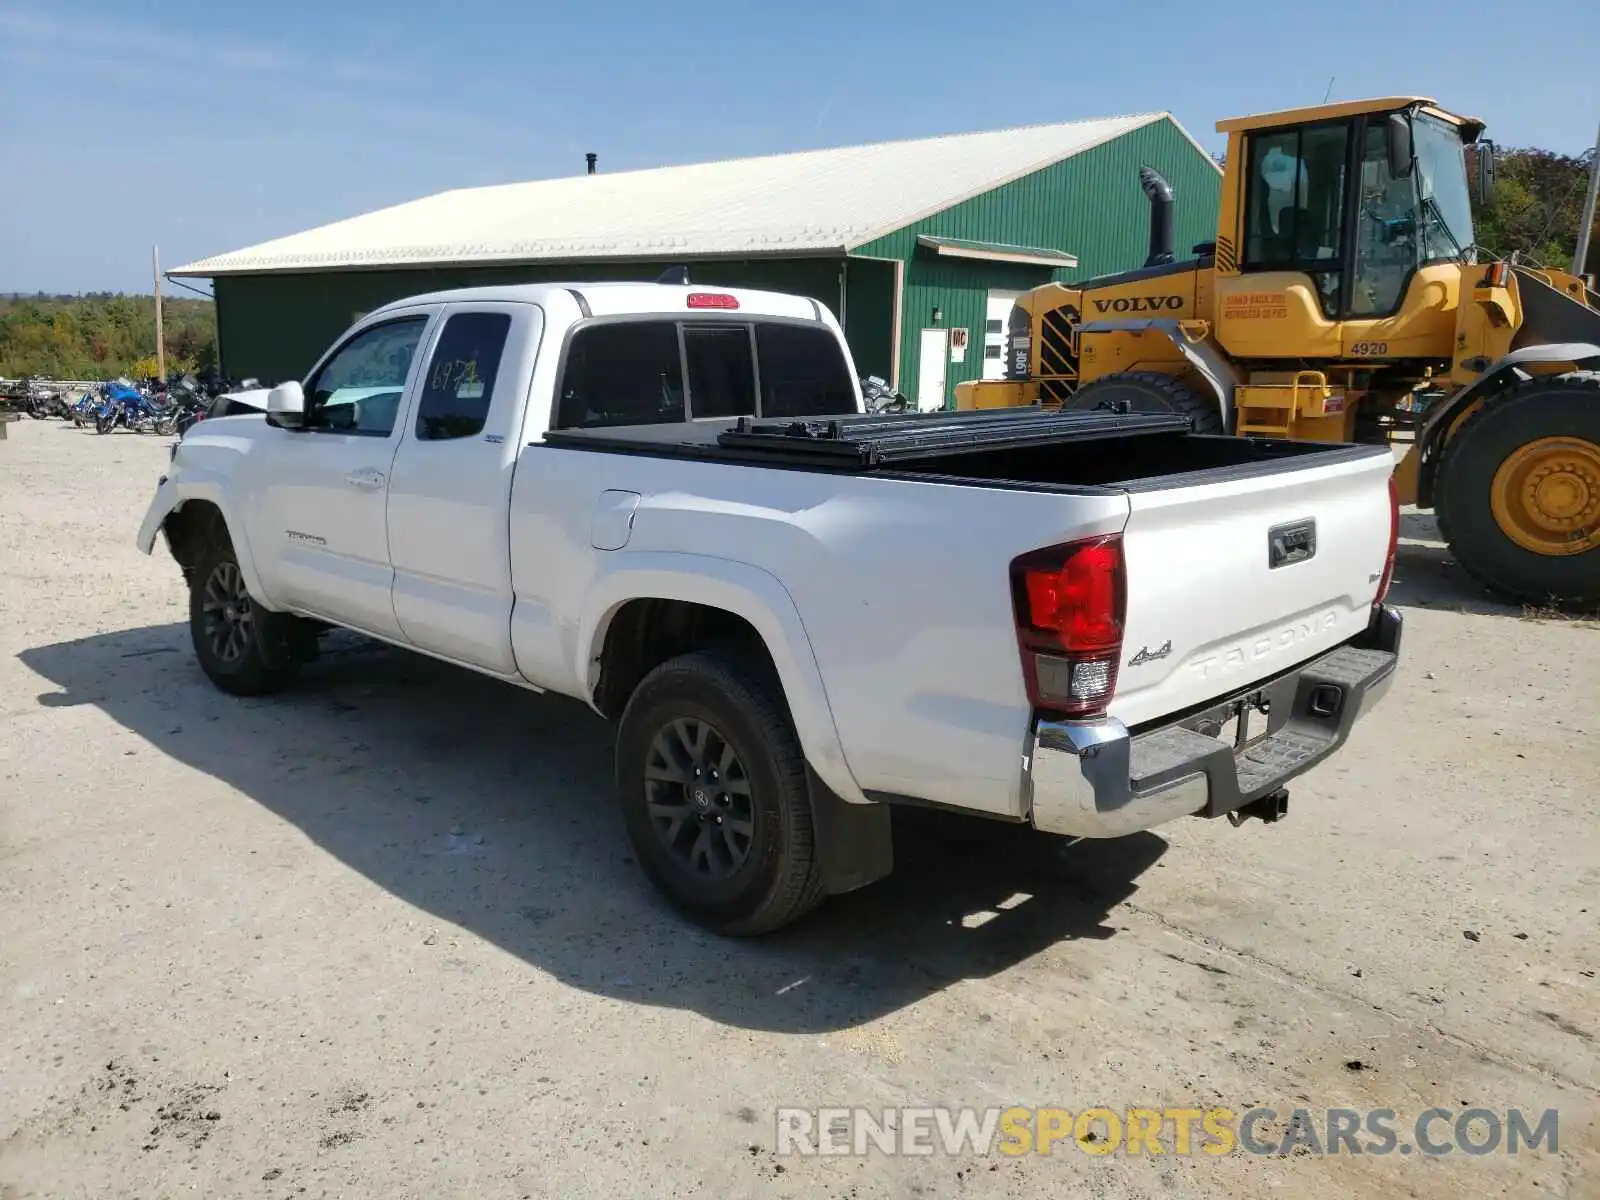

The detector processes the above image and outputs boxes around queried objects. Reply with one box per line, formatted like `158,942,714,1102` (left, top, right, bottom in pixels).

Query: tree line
0,293,217,380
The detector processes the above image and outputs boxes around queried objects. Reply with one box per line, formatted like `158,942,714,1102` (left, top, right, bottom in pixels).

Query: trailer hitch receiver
1228,788,1289,826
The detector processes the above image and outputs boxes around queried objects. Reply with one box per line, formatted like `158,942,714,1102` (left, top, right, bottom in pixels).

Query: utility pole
152,245,166,381
1572,115,1600,279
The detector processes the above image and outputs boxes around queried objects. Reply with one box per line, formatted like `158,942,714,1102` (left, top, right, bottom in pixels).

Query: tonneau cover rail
543,408,1193,471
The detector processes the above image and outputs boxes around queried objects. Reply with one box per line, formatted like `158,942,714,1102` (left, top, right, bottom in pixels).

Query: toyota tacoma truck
137,282,1402,934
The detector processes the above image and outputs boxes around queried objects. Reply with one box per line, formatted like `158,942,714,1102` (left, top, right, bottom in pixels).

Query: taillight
1010,536,1126,717
687,292,739,310
1375,474,1399,604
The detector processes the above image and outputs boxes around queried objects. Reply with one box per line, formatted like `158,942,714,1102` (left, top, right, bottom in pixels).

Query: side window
557,322,684,428
755,324,856,418
414,312,512,441
304,317,428,437
683,326,755,420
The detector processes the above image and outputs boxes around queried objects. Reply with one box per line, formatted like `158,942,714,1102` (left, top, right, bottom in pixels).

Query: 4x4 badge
1128,640,1173,667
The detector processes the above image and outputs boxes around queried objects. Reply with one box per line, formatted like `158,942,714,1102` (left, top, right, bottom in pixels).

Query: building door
917,328,948,411
982,290,1020,380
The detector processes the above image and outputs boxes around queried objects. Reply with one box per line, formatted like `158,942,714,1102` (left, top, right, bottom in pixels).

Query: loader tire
1435,374,1600,607
1062,370,1223,433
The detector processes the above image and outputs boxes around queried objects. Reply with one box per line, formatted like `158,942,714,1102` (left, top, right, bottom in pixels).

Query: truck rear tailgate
1111,446,1395,728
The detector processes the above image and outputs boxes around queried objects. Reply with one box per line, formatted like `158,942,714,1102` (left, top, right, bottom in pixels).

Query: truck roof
368,281,827,322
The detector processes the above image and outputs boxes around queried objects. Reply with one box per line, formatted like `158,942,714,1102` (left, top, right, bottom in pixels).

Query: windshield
1413,113,1474,261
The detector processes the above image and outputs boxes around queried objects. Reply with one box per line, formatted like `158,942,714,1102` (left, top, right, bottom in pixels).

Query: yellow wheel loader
957,96,1600,606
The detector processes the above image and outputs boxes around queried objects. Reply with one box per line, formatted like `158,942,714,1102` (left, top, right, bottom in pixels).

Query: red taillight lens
1011,536,1126,717
687,292,739,310
1375,474,1399,604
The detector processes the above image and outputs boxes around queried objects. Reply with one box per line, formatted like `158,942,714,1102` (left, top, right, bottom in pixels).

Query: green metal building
174,112,1220,408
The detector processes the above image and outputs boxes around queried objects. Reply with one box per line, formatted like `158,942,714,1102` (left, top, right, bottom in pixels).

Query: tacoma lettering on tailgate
1189,611,1339,682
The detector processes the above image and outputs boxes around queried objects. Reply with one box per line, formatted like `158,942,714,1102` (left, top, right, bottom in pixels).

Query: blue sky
2,0,1596,294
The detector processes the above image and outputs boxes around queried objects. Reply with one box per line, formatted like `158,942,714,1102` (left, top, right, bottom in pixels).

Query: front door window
304,317,428,436
1349,124,1424,317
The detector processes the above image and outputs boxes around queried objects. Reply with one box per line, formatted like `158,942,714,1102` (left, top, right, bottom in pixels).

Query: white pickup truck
138,281,1402,933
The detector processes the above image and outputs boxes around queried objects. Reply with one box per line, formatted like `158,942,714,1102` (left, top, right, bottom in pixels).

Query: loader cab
1213,97,1481,360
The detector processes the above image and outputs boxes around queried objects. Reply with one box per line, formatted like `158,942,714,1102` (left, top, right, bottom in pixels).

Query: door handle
344,468,387,490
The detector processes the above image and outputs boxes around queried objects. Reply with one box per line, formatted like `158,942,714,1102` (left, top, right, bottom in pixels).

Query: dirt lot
1,417,1596,1199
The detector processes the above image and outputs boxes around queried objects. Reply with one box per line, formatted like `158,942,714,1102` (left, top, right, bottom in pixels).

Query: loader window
1351,123,1423,316
1243,122,1349,315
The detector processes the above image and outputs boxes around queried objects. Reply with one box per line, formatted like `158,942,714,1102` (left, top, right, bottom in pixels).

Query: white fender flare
136,476,276,608
577,552,866,805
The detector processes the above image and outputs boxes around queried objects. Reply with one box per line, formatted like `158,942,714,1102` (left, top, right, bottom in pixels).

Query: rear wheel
1062,370,1223,433
1435,374,1600,606
189,538,304,695
616,649,824,935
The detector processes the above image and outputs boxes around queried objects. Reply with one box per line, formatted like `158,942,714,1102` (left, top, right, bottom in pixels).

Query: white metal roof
173,113,1179,277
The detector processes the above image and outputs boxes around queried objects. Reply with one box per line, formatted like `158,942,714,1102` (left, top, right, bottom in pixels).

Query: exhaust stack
1140,167,1175,267
585,153,598,175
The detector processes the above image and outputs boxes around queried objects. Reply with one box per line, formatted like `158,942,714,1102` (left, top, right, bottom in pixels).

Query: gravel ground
1,417,1596,1199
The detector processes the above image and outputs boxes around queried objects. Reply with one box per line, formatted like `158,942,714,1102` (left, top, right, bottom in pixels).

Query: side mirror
1472,139,1497,202
266,381,306,430
1386,113,1414,179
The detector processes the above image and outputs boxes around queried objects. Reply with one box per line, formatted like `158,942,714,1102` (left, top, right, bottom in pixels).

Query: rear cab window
556,316,856,429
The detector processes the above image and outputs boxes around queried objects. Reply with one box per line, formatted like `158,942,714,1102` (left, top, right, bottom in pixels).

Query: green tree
1472,147,1599,272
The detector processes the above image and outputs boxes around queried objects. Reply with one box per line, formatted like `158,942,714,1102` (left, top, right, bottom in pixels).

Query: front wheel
615,649,824,935
94,414,112,434
189,540,303,695
1435,374,1600,606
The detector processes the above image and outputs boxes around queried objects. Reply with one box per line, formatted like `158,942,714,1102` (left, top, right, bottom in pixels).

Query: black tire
1435,374,1600,606
94,414,111,435
154,416,177,436
616,649,824,935
1062,370,1224,433
188,537,304,695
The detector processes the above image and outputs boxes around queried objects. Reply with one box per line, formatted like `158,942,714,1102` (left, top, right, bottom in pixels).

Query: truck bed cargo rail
544,407,1193,470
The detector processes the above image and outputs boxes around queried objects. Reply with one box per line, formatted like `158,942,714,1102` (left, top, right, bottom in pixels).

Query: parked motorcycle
861,375,912,414
164,375,210,435
24,381,69,419
94,380,172,435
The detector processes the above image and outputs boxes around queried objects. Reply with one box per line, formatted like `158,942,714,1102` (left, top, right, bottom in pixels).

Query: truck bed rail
543,407,1193,471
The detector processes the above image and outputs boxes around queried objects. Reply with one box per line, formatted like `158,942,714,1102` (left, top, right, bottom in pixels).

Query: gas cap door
590,490,641,551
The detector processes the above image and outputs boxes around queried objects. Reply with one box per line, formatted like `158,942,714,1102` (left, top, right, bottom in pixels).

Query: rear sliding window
556,318,855,429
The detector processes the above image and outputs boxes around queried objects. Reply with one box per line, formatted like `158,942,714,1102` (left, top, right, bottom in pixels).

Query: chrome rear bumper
1026,606,1401,838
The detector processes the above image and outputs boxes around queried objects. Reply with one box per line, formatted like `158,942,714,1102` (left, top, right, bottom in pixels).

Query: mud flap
806,767,894,896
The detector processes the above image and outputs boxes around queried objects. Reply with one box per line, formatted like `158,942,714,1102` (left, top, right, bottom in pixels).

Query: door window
304,317,428,436
683,325,755,419
556,321,684,428
1350,123,1424,317
755,324,856,417
414,312,512,440
1243,122,1350,315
